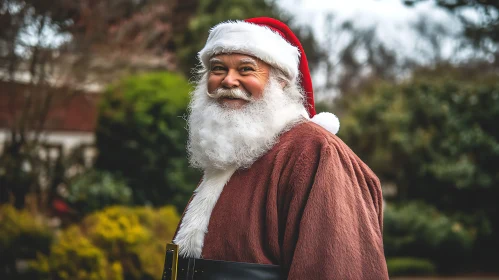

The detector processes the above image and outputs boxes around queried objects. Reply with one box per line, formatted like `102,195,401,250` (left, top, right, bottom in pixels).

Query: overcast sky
276,0,465,98
277,0,457,36
277,0,460,56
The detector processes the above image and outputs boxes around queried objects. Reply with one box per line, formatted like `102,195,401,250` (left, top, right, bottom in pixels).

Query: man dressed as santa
163,17,389,280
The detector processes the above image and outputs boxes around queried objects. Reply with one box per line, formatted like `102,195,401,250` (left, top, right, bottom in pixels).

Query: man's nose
221,70,240,88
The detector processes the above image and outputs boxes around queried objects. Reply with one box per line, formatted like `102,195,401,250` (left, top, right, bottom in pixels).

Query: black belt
162,243,282,280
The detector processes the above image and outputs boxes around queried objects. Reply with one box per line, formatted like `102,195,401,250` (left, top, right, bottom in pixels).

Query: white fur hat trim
311,112,340,135
198,21,300,81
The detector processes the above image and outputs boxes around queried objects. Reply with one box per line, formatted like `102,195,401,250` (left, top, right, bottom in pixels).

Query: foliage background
94,72,198,209
1,0,498,279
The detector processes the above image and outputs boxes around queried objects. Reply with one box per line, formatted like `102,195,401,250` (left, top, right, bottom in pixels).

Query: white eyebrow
208,57,258,66
209,58,223,65
239,58,257,66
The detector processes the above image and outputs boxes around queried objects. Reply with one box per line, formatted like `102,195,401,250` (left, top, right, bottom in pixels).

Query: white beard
187,75,308,171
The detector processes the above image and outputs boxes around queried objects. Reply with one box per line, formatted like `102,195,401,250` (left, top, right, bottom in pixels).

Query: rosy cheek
248,80,266,96
207,78,221,92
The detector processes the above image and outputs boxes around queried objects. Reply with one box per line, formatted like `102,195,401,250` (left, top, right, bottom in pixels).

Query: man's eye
211,66,226,71
240,67,254,72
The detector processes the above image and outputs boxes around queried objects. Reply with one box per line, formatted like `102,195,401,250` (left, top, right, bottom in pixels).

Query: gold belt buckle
166,243,179,280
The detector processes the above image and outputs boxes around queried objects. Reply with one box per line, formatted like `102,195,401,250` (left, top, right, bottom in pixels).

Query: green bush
387,257,436,277
95,72,200,209
384,202,474,273
29,205,180,280
0,205,53,277
336,65,499,271
67,170,132,215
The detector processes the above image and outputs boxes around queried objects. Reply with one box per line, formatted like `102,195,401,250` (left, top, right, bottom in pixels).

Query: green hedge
336,66,499,271
387,257,436,277
384,202,474,273
95,72,200,209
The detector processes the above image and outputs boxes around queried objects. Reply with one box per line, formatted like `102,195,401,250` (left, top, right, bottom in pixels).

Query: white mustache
207,87,251,101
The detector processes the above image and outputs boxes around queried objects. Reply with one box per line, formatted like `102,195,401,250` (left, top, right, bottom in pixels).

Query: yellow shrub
135,205,179,240
83,206,150,251
30,226,123,280
82,205,179,279
28,205,179,280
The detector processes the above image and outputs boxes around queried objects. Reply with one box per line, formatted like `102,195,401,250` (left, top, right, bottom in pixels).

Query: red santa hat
198,17,340,134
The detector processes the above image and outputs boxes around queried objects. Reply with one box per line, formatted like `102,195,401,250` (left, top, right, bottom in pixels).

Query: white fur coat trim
198,21,300,81
173,167,237,258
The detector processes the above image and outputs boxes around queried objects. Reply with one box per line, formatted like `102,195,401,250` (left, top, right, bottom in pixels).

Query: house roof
0,80,100,132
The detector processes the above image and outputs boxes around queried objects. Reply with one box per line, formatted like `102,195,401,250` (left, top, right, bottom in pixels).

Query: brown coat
176,121,389,279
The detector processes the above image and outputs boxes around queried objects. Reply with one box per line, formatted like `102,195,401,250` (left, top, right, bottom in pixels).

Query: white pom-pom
311,112,340,134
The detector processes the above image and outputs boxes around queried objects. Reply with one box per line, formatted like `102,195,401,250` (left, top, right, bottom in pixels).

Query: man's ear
279,78,288,89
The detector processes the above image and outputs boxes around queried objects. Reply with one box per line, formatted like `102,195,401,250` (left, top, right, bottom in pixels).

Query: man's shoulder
276,120,370,172
279,120,340,150
275,119,380,193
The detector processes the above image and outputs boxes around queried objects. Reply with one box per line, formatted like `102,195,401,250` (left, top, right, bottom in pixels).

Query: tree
314,12,463,102
404,0,499,67
57,0,196,81
95,72,198,208
317,15,400,99
0,0,195,210
0,0,85,209
337,64,499,272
